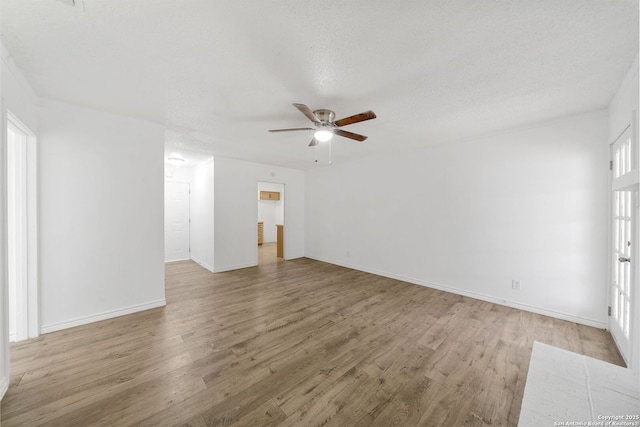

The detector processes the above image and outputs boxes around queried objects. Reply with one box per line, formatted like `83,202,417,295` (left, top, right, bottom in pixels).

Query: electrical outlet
511,280,521,290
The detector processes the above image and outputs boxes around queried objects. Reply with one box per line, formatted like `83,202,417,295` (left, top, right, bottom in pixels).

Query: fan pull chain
329,139,332,164
315,143,318,163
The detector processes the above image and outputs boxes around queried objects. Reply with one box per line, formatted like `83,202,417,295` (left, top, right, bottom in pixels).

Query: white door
165,182,190,262
610,125,638,363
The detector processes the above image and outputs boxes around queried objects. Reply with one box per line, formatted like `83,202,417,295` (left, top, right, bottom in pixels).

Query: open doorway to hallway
164,153,214,271
258,182,284,265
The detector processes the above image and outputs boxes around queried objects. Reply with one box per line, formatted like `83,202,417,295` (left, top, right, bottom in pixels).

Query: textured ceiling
1,0,638,170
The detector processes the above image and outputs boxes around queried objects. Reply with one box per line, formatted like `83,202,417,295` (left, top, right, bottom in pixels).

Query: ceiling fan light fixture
314,130,333,142
167,153,185,166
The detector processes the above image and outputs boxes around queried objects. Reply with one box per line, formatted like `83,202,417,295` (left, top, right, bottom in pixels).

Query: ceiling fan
269,103,376,147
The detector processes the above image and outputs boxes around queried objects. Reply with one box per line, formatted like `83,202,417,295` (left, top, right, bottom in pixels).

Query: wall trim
40,299,166,334
191,256,215,273
0,98,10,404
305,254,608,329
165,257,190,263
213,262,257,273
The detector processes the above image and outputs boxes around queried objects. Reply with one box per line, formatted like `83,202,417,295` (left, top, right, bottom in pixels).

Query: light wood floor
258,242,280,265
1,256,624,426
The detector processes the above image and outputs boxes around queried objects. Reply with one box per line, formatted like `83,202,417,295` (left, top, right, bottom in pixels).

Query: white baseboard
164,257,190,263
213,262,257,273
305,254,607,329
190,255,215,273
40,299,167,334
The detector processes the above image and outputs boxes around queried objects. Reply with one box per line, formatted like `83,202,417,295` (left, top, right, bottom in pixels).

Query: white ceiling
1,0,638,170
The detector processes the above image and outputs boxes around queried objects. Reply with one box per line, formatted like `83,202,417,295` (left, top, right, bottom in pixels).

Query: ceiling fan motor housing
313,109,335,125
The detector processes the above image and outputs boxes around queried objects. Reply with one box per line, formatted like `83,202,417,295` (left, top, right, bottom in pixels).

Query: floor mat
518,341,639,426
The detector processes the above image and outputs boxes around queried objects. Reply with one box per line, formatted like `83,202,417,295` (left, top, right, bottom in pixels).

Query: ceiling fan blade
334,129,368,142
308,138,318,147
293,103,321,124
334,110,376,127
268,127,314,133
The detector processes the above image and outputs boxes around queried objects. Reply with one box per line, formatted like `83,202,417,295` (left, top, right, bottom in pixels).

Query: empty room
1,1,639,426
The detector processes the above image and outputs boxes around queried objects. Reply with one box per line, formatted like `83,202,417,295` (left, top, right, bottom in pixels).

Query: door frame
608,111,639,368
6,111,39,341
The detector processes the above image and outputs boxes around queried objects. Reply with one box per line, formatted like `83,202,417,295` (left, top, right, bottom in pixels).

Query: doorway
257,182,284,264
6,112,38,342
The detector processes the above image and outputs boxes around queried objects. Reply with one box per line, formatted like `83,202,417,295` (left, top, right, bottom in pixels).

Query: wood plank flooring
1,255,624,426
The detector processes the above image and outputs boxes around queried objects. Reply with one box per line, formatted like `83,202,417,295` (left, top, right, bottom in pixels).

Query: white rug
519,341,640,426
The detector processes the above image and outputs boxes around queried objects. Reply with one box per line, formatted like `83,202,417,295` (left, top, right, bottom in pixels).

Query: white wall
1,42,38,133
214,157,304,272
258,182,284,243
38,99,166,333
190,158,215,271
608,55,639,373
609,55,639,142
1,40,40,400
306,110,610,327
